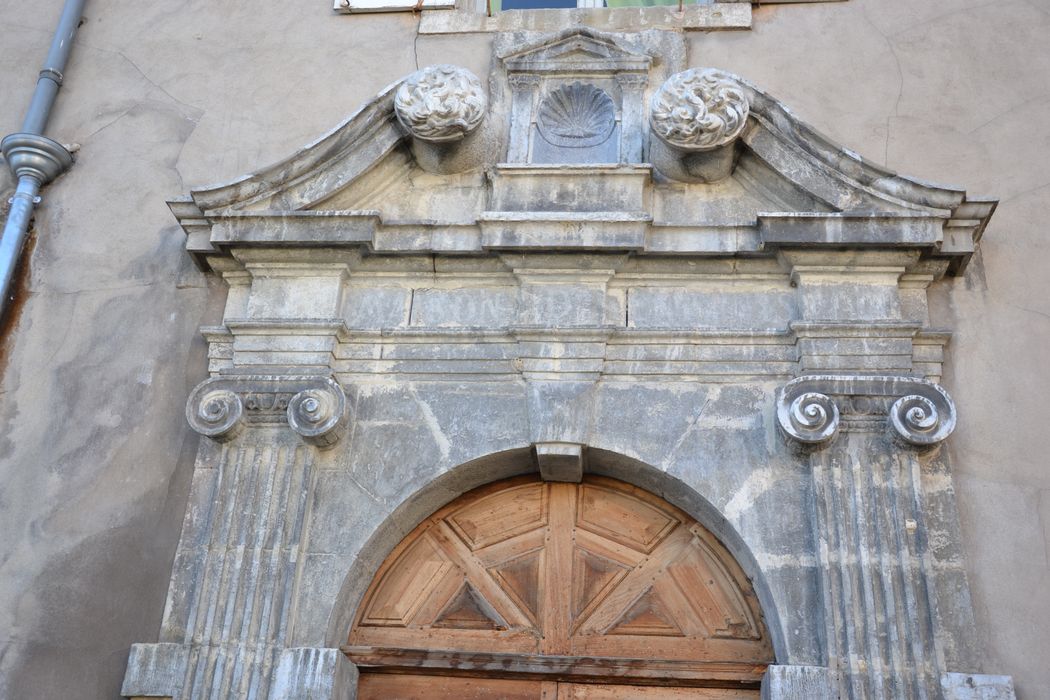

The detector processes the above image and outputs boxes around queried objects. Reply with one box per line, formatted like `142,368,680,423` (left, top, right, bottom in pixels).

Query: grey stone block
761,665,839,700
535,442,585,482
271,648,359,700
941,673,1017,700
121,643,189,699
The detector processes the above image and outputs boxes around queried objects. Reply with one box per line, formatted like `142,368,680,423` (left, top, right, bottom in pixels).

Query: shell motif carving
536,82,616,149
394,65,487,143
650,68,750,152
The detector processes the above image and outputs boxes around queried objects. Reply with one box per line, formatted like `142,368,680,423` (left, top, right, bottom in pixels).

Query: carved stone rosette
186,375,349,447
394,64,487,143
776,375,957,447
649,68,750,152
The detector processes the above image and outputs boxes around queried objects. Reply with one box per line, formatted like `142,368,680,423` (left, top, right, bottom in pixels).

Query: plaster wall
0,0,1046,698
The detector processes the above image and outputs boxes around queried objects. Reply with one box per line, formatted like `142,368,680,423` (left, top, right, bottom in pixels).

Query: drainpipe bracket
1,132,74,185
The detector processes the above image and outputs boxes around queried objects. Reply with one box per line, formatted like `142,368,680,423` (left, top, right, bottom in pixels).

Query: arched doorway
345,475,773,698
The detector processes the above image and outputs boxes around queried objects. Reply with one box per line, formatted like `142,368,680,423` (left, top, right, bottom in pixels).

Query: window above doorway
334,0,847,34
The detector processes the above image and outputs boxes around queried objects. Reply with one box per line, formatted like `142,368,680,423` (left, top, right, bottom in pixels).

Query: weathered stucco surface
0,1,1047,698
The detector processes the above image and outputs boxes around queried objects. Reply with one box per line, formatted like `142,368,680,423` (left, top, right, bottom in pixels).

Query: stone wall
0,1,1046,698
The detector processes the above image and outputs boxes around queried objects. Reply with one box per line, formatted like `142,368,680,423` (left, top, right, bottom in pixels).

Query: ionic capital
776,375,956,447
186,375,349,448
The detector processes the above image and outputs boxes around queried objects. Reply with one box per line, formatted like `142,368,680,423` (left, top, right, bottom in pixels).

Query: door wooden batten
346,475,773,697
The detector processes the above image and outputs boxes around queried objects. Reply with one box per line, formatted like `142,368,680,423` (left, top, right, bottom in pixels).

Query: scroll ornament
287,387,347,448
650,68,750,152
186,376,349,448
394,65,488,143
187,388,244,441
776,375,957,447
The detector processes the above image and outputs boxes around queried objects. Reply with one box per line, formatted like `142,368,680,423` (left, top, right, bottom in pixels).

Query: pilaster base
941,673,1016,699
121,643,189,699
270,647,359,700
761,665,839,700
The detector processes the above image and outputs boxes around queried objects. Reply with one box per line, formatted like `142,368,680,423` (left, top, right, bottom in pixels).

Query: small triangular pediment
501,28,651,73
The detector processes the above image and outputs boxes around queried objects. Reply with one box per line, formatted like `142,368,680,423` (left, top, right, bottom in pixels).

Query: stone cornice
183,209,973,263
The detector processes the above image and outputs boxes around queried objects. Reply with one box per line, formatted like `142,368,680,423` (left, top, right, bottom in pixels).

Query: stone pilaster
809,432,941,698
123,376,351,699
506,74,539,162
762,665,840,700
615,72,647,163
776,376,1014,700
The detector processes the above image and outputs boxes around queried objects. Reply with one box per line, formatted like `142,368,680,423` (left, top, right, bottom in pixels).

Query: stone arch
324,446,788,669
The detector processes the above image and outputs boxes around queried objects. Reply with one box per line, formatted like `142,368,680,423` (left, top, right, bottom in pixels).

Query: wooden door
348,476,772,695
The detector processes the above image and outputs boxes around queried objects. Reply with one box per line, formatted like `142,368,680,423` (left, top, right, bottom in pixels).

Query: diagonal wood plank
572,524,694,636
430,519,537,630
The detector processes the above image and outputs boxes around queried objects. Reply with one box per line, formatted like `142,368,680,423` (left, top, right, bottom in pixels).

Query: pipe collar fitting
1,132,73,185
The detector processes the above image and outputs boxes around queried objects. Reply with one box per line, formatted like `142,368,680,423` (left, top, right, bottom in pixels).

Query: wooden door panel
575,483,680,553
349,476,773,686
357,673,552,699
561,684,758,699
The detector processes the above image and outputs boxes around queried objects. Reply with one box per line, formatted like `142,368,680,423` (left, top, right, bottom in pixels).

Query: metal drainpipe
0,0,86,318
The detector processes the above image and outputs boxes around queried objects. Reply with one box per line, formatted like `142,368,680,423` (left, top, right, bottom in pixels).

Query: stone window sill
420,3,751,33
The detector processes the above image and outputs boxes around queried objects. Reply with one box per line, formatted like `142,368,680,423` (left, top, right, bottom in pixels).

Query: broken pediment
170,28,995,276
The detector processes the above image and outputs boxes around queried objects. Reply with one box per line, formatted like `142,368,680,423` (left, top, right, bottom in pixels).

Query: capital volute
186,375,349,448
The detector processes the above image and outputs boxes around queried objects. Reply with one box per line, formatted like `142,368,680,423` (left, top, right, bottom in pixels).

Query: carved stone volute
776,375,957,447
649,68,750,183
186,385,245,441
394,64,487,143
186,375,350,448
393,64,491,174
287,384,349,448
